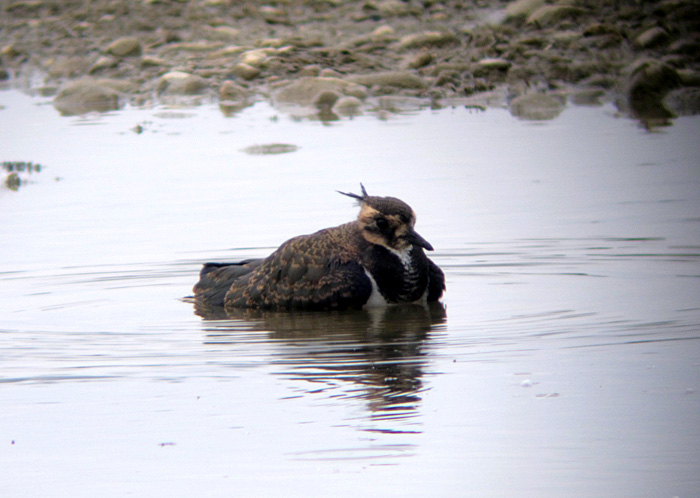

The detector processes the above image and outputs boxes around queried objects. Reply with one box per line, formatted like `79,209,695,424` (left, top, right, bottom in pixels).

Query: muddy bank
1,0,699,123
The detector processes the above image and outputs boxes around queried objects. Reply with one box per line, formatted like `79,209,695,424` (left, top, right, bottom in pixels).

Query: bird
192,184,445,311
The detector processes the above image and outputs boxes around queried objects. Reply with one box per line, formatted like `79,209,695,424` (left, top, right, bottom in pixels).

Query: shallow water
1,89,699,497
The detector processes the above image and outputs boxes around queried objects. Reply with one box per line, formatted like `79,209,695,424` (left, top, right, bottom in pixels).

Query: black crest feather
337,183,369,203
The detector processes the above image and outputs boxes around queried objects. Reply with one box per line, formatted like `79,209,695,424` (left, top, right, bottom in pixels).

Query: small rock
372,25,395,39
219,80,249,101
0,44,21,58
377,0,411,17
404,52,433,69
625,59,681,118
106,36,142,57
635,26,670,49
504,0,546,21
257,38,286,48
53,78,122,116
259,5,289,24
669,39,700,56
46,57,91,78
333,96,363,116
677,69,700,87
397,31,457,50
476,58,511,71
89,56,118,74
345,71,428,90
0,67,9,81
662,87,700,116
509,93,566,120
204,25,240,41
319,68,342,78
157,71,209,95
275,77,367,106
298,64,321,77
232,63,260,81
583,23,620,37
526,5,587,26
141,56,168,68
239,48,274,67
375,95,429,113
313,90,340,109
571,88,606,106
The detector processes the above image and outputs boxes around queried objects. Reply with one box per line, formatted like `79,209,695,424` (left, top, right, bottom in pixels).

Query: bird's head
338,184,434,252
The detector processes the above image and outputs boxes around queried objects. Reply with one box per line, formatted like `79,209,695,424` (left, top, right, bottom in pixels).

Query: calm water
1,89,699,497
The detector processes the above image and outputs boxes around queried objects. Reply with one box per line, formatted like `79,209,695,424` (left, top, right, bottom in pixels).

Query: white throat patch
387,246,413,268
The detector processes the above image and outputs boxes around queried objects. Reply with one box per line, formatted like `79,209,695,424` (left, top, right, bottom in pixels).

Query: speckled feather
193,186,446,311
224,222,373,310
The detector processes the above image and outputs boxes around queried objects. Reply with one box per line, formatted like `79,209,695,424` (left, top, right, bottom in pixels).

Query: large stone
345,71,428,90
204,26,240,42
509,93,566,120
275,77,368,106
663,88,700,116
106,37,142,57
232,63,260,81
239,48,275,67
397,31,457,50
625,59,681,118
635,27,670,49
157,71,209,95
526,5,587,26
219,80,250,101
504,0,546,21
53,78,123,115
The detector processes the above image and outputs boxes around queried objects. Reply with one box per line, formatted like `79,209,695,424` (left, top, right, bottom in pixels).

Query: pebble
509,93,566,120
89,56,118,74
239,49,274,68
275,77,367,106
203,26,240,42
106,36,142,57
232,63,260,81
312,90,340,109
476,58,512,71
345,71,428,90
397,31,458,50
526,5,587,26
157,71,209,95
635,27,670,49
219,80,249,102
625,59,681,118
504,0,546,21
404,52,433,69
333,96,363,116
53,78,123,115
663,87,700,116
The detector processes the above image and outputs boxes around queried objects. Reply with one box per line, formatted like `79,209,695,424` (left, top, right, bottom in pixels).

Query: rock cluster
0,0,698,122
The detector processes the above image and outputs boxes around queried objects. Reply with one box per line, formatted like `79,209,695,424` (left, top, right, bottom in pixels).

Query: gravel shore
1,0,699,124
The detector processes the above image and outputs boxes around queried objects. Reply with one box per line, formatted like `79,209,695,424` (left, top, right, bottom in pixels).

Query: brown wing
193,259,264,307
225,228,373,310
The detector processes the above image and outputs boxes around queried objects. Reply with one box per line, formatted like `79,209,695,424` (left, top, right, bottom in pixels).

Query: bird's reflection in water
196,303,446,429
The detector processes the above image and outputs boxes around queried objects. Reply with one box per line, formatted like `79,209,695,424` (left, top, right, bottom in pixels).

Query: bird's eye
375,218,389,230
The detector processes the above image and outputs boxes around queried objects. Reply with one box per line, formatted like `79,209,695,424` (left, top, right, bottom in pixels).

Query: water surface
1,90,699,497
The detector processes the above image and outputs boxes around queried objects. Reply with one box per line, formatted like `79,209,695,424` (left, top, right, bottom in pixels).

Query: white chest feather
363,269,388,307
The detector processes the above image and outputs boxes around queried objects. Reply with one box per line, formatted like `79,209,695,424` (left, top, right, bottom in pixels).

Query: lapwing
193,184,445,311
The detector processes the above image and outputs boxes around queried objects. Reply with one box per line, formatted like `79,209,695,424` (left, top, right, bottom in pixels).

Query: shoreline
1,0,699,124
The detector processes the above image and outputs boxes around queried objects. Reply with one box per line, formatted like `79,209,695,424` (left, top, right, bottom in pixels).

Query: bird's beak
404,227,434,251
